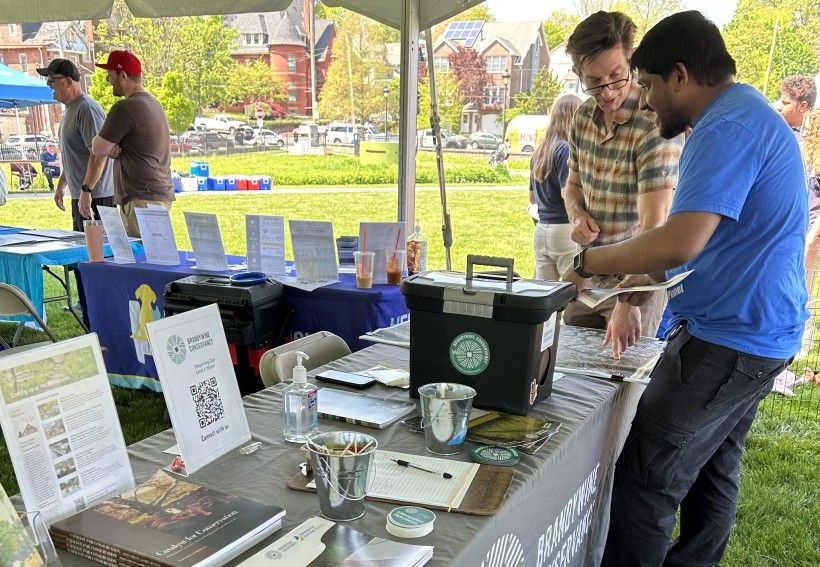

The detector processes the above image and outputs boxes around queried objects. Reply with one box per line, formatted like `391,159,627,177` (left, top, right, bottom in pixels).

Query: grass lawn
0,193,817,566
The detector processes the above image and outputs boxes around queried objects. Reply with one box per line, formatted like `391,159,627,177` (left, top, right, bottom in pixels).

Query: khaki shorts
120,199,172,238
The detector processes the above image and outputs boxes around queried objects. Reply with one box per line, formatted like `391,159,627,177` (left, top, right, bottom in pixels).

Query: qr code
74,497,86,512
190,377,225,429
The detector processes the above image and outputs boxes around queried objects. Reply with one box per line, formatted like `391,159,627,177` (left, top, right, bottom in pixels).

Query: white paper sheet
288,220,338,283
246,215,286,276
135,207,180,265
184,212,229,272
146,304,251,475
358,222,405,285
96,206,135,264
0,334,134,524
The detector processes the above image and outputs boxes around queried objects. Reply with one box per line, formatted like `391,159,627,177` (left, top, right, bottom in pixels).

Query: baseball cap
95,50,142,76
35,59,80,81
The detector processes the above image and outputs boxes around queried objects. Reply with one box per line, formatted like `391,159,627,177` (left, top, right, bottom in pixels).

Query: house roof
433,20,544,62
227,4,306,47
20,21,88,54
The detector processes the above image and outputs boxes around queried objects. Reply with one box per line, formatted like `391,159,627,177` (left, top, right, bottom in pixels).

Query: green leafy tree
225,60,286,106
417,73,465,132
157,72,195,134
87,68,118,113
506,68,564,123
611,0,686,36
543,11,580,49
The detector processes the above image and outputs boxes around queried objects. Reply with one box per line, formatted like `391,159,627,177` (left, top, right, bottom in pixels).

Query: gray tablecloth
57,344,643,567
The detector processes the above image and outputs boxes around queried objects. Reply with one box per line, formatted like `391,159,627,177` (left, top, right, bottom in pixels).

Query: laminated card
246,214,286,276
135,207,180,265
288,220,338,282
184,212,229,272
146,304,251,475
97,205,135,264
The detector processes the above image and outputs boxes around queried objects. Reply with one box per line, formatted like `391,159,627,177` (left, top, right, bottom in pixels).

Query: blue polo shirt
667,84,808,359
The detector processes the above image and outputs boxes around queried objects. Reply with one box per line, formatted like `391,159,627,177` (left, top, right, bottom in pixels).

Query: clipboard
287,463,514,516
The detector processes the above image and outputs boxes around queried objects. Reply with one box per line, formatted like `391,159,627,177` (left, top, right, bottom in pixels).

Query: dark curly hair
781,76,817,108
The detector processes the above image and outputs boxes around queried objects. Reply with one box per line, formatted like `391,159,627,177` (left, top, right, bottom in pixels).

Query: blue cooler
171,174,182,193
212,177,226,191
189,160,201,176
260,176,272,190
196,177,208,191
225,177,238,191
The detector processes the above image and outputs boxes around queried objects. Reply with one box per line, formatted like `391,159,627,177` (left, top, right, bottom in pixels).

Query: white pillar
397,0,419,232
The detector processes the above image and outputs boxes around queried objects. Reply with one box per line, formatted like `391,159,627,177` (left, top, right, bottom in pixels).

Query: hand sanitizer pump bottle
282,351,319,442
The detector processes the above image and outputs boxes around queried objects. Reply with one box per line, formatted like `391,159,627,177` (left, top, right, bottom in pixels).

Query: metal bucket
307,431,378,521
418,382,476,455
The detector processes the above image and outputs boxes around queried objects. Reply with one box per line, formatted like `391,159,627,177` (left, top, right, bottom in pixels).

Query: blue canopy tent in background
0,62,57,135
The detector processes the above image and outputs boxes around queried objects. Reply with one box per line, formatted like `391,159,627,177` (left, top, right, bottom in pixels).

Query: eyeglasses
582,75,630,96
46,75,69,86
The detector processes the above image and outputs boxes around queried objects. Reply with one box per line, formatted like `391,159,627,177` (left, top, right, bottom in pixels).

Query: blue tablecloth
77,253,409,391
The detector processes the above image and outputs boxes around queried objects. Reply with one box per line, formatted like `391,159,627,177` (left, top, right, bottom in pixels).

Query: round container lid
469,445,521,467
229,271,267,286
386,506,435,539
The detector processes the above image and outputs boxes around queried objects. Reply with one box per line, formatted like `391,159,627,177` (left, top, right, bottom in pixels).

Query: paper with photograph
577,270,693,308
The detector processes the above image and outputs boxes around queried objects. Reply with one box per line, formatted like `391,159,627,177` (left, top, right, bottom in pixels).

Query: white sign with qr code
146,303,251,475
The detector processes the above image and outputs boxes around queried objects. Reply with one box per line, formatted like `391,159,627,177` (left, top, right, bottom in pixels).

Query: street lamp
501,69,511,139
383,86,390,138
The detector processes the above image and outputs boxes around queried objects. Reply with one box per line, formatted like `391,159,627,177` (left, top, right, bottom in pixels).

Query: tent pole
397,0,419,235
425,31,452,271
14,105,21,135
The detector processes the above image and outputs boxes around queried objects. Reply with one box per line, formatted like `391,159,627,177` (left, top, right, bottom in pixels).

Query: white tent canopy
0,0,487,229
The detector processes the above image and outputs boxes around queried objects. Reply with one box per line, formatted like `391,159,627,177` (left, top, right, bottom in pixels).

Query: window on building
8,24,17,36
288,85,297,103
69,55,78,66
433,57,450,73
483,85,504,106
287,54,296,73
85,75,92,92
19,53,27,72
485,56,505,74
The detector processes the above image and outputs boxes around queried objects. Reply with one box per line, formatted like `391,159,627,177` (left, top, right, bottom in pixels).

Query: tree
416,73,465,132
506,68,565,123
448,47,490,110
225,60,286,107
87,68,118,113
611,0,686,36
543,11,580,49
157,72,195,134
575,0,614,17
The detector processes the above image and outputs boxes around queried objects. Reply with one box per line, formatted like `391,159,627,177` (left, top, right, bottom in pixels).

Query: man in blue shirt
39,141,60,191
565,11,808,566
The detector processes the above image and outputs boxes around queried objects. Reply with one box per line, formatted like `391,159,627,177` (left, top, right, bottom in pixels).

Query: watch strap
573,249,595,279
81,184,92,194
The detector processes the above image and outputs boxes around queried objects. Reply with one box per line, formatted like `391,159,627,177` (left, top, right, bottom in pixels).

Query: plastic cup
385,249,407,285
354,251,375,288
418,382,477,455
83,220,104,262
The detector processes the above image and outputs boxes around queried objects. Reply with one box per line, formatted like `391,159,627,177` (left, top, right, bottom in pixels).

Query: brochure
577,270,693,308
0,334,134,523
0,482,44,566
50,469,285,567
317,387,416,429
239,515,432,566
466,412,561,454
146,304,251,475
184,212,229,272
288,220,338,283
246,215,286,276
358,222,405,285
135,207,180,265
97,205,136,264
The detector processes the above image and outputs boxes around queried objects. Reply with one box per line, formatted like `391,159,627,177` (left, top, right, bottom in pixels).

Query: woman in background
529,94,581,280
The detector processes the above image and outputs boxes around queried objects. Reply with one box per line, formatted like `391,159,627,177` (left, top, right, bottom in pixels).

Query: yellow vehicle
505,114,550,153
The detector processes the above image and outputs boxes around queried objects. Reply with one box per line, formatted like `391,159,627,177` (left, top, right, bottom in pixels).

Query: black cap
35,59,80,81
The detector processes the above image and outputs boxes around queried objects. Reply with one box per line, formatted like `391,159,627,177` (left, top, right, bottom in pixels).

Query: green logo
449,332,490,375
166,335,187,364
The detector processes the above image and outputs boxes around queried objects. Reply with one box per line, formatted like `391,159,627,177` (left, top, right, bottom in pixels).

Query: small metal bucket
418,382,476,455
306,431,378,521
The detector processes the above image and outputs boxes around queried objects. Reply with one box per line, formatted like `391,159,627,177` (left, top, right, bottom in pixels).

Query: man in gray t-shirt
37,59,114,232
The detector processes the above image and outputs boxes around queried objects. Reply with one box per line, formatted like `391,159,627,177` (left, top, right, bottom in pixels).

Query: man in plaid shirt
561,11,683,358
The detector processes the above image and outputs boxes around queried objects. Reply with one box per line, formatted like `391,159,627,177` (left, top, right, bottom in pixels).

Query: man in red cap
80,50,174,237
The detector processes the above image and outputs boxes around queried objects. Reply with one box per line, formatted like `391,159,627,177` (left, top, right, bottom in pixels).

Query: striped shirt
567,81,683,246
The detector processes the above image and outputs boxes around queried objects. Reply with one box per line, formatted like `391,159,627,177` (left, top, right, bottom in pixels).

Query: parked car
418,128,468,149
293,122,328,137
6,134,54,159
327,122,375,144
468,131,501,150
187,131,235,153
506,114,550,153
169,135,193,154
251,128,285,148
194,114,247,135
0,145,24,160
233,125,255,145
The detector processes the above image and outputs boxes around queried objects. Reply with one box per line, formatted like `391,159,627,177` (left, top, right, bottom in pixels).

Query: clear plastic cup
385,249,407,285
83,220,104,262
354,251,375,288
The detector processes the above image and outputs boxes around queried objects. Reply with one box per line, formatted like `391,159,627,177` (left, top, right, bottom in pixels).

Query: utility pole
308,0,318,121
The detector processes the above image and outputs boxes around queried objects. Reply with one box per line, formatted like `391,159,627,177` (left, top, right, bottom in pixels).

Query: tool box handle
466,255,515,291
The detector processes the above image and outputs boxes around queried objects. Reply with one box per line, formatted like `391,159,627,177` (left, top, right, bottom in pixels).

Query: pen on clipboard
392,458,453,479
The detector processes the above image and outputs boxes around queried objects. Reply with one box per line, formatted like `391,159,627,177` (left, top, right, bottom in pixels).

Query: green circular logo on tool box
449,332,490,375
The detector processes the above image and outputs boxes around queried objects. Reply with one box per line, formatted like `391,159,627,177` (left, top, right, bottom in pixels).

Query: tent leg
398,0,419,235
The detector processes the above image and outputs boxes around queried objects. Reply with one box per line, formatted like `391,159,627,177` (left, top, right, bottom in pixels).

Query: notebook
317,388,416,429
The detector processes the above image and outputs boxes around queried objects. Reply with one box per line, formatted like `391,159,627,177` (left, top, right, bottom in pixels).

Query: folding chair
260,331,351,387
9,162,38,190
0,283,58,355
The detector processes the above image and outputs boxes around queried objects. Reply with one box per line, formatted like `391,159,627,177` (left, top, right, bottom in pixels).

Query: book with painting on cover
49,470,285,567
239,515,432,566
577,270,693,308
0,482,43,567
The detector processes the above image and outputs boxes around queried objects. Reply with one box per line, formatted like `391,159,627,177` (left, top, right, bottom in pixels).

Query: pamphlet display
97,205,136,264
135,207,180,265
146,304,251,475
288,220,338,282
183,212,229,272
0,482,44,566
0,334,134,523
358,222,405,284
239,515,432,566
50,469,286,567
246,214,286,276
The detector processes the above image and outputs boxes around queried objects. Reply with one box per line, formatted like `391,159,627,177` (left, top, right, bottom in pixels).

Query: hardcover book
49,470,285,567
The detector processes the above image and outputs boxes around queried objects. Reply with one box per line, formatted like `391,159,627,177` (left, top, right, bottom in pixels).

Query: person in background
81,50,174,237
529,94,582,280
36,58,114,231
560,11,683,358
778,75,816,135
798,111,820,383
39,142,61,192
569,12,807,565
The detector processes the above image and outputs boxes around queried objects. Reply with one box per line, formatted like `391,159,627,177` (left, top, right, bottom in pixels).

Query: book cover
239,515,432,566
0,482,44,567
50,470,285,567
466,413,562,454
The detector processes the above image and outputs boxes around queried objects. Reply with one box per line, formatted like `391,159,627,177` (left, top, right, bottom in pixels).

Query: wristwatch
80,184,93,194
573,249,595,279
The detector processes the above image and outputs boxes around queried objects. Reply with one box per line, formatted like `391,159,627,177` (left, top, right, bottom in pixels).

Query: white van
327,122,375,144
505,115,550,153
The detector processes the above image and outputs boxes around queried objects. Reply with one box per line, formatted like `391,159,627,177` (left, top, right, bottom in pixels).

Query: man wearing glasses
560,12,683,358
36,59,114,231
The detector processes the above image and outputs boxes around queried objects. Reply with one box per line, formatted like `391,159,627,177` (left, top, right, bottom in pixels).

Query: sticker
449,332,490,375
529,378,538,405
540,313,557,352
